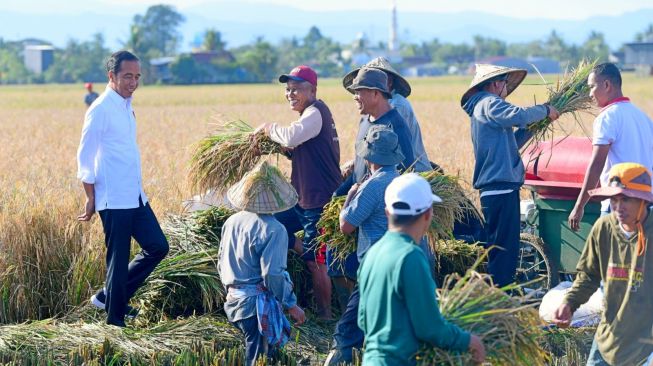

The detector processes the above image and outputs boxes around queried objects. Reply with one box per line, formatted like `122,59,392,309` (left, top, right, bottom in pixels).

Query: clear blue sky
3,0,652,20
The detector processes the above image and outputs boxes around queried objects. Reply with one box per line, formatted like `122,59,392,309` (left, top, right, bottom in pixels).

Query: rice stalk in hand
315,196,357,264
189,120,283,194
419,170,479,251
525,59,597,149
417,266,547,365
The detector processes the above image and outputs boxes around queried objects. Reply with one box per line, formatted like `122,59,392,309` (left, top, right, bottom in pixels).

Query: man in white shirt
568,62,653,230
76,50,169,327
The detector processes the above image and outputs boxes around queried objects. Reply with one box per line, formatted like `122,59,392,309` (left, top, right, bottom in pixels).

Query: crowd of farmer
77,49,653,366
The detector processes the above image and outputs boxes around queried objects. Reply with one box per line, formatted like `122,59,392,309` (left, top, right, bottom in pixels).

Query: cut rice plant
189,120,283,194
525,59,597,149
315,196,357,263
417,267,547,366
433,239,485,286
419,170,479,251
541,327,595,366
318,171,478,264
162,205,235,251
136,247,224,322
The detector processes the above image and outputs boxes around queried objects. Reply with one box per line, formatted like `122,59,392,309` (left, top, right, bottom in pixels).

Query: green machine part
533,198,602,273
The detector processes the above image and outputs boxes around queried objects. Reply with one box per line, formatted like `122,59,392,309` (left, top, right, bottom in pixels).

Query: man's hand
77,198,95,221
288,305,305,325
468,334,486,364
547,105,561,121
340,160,354,181
568,205,584,232
552,303,573,328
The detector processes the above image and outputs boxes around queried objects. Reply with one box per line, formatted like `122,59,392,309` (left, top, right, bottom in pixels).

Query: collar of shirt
600,96,630,113
105,85,133,110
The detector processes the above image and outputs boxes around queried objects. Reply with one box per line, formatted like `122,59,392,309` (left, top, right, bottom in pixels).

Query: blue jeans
331,287,364,360
327,251,359,280
233,316,275,366
275,205,323,262
98,197,169,326
480,190,521,288
586,338,610,366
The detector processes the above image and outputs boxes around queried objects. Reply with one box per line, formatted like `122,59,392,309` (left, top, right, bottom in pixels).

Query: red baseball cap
279,65,317,86
84,82,93,89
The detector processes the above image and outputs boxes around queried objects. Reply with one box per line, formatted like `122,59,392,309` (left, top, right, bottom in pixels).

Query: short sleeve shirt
341,166,399,261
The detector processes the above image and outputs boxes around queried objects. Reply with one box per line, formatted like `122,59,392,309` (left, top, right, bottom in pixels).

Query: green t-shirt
357,231,470,366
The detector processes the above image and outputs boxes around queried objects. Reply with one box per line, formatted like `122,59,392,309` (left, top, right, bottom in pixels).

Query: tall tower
389,0,398,52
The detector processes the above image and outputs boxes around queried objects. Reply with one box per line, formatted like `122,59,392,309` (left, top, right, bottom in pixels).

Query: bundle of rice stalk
136,248,224,322
419,170,479,249
315,196,357,263
189,120,283,194
525,59,598,148
162,205,235,251
0,316,241,362
433,239,485,286
417,269,547,365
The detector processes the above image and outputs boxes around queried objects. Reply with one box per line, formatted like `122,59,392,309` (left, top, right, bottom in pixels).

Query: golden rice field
0,74,650,364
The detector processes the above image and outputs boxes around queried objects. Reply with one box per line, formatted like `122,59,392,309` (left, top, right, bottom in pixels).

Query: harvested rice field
0,74,650,364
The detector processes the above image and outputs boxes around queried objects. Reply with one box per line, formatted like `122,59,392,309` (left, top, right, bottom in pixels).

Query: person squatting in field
553,163,653,366
461,63,559,287
256,65,341,320
76,50,169,327
218,162,306,366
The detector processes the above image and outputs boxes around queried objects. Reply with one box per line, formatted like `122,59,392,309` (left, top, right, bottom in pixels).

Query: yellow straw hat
460,64,527,106
227,161,298,214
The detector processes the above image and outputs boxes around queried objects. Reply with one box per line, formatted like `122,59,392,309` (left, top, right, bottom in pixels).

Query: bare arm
78,182,95,221
568,145,610,231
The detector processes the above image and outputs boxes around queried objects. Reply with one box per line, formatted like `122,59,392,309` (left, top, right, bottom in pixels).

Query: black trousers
98,198,169,325
480,190,521,288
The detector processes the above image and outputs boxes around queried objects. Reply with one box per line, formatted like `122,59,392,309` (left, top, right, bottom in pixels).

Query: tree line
1,4,652,85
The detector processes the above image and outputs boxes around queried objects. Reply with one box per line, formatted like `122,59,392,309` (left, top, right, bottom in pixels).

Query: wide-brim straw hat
227,161,298,214
589,162,653,203
460,64,527,106
355,124,405,166
343,57,411,97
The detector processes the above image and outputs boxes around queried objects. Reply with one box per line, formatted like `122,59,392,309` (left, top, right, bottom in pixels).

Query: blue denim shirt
218,211,297,322
341,166,399,261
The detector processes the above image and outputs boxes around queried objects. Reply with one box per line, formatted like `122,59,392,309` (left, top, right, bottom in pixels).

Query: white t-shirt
593,98,653,210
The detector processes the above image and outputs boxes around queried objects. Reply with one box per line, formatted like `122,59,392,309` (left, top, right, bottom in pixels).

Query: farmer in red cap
84,82,99,107
256,65,341,320
553,162,653,366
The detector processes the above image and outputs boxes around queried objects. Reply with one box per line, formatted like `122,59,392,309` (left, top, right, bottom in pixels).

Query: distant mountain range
0,1,650,51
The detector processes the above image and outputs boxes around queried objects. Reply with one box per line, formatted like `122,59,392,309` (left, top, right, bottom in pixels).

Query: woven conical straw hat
227,161,298,214
460,64,527,106
343,57,411,97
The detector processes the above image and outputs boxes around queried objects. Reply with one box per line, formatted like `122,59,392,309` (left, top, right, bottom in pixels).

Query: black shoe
91,289,139,320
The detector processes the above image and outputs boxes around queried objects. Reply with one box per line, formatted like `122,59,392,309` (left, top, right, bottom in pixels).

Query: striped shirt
341,166,399,261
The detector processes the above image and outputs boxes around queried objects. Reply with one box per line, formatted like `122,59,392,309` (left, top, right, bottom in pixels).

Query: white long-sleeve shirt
76,85,147,211
267,105,322,148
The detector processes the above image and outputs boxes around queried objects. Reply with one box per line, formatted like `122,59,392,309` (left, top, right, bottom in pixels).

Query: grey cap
356,124,405,166
346,67,391,97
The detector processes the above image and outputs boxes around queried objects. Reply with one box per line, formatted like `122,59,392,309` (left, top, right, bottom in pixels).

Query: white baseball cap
385,173,442,216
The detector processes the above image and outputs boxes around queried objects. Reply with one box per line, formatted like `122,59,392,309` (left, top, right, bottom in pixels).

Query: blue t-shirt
352,108,415,184
341,165,399,261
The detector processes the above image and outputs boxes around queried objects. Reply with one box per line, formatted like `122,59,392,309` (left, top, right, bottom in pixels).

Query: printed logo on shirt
607,263,644,292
